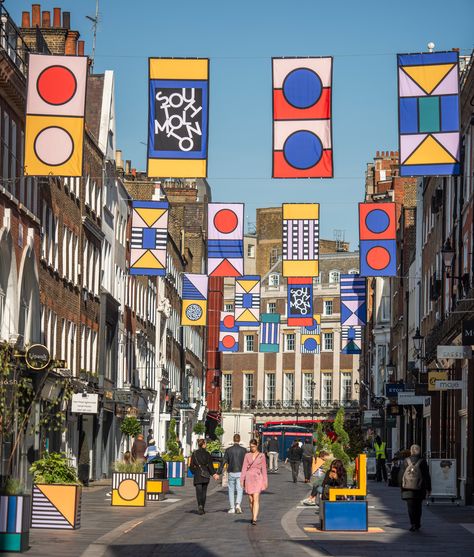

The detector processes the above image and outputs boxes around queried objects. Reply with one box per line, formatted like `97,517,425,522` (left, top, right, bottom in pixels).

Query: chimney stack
32,4,41,27
77,40,85,56
53,7,61,28
62,11,71,30
125,160,131,174
42,11,51,28
21,11,30,28
115,150,123,169
65,30,79,56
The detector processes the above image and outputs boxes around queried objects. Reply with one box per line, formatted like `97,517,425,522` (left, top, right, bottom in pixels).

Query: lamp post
412,327,425,377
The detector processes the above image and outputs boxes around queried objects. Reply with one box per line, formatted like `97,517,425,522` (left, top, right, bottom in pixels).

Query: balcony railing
238,399,360,411
0,7,29,77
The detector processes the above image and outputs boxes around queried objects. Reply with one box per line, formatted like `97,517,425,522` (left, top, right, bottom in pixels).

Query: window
329,270,340,284
322,373,333,405
269,273,280,287
314,275,321,284
302,373,314,402
341,373,352,402
224,303,234,312
270,248,280,266
267,302,276,314
265,373,276,404
324,300,333,315
283,373,294,404
247,244,255,258
243,373,253,404
222,374,232,405
245,335,255,352
284,333,295,352
323,332,333,351
381,296,390,321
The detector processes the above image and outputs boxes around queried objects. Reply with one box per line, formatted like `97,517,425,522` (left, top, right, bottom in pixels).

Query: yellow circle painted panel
118,479,140,501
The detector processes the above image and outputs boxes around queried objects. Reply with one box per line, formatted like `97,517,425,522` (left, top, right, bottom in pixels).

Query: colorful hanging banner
287,277,313,326
340,274,367,326
341,325,362,355
24,54,87,177
301,314,321,353
282,203,319,277
235,275,261,327
398,51,460,177
359,202,396,277
259,313,280,353
147,58,209,178
219,311,239,352
130,201,168,276
208,203,244,277
272,57,333,178
181,274,208,326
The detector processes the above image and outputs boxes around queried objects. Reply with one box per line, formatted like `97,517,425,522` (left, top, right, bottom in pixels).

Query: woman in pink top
240,439,268,525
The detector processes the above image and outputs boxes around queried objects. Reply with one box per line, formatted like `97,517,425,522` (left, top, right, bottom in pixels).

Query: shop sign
436,345,472,359
434,380,465,390
363,410,379,423
428,371,448,391
462,320,474,346
385,383,405,398
25,344,51,370
398,392,430,406
71,393,98,414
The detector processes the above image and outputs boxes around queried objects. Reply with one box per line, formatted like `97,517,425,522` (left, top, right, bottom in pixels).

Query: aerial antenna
86,0,99,70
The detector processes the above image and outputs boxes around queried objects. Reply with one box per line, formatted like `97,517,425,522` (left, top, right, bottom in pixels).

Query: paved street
17,465,474,557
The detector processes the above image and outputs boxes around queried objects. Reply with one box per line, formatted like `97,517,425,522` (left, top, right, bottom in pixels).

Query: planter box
320,501,368,531
166,462,184,486
0,495,31,552
32,485,81,530
146,479,169,501
111,473,146,507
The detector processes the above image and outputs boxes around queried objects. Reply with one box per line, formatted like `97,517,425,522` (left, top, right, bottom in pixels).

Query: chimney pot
42,11,51,28
53,7,61,28
21,11,31,28
78,40,85,56
125,160,131,174
65,31,79,56
62,11,71,30
32,4,41,27
131,168,137,177
115,150,123,169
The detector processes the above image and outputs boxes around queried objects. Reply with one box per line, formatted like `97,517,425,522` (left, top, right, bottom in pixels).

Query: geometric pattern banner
147,58,209,178
272,57,333,178
287,277,313,326
359,202,396,277
235,275,261,327
208,203,244,277
130,201,169,276
259,313,280,353
341,325,362,355
340,274,367,326
25,54,87,177
218,311,239,352
282,203,319,277
181,274,208,326
398,51,460,177
301,314,321,353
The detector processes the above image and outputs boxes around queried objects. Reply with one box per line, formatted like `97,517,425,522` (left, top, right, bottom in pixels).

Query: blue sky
10,0,473,246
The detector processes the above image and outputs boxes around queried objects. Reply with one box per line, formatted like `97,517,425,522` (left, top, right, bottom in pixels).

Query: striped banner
166,461,184,478
340,274,367,326
259,313,280,352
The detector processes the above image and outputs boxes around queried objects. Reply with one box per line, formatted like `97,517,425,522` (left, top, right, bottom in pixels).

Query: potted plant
210,426,225,471
145,455,169,501
0,479,31,552
29,452,82,530
162,419,185,486
111,459,147,507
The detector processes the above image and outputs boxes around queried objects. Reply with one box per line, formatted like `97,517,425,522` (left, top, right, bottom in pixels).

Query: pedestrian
266,435,280,472
123,451,132,465
131,433,147,463
321,459,347,501
301,450,331,506
301,438,314,483
144,438,159,462
374,435,388,482
189,438,217,515
399,444,431,532
146,428,154,444
240,439,268,525
286,440,303,483
215,433,247,514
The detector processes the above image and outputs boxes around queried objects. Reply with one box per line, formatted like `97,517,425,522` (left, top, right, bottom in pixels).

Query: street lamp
441,239,455,277
412,327,424,353
354,379,360,394
386,361,396,378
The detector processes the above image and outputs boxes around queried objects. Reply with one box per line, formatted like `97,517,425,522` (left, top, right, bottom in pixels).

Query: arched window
329,270,340,284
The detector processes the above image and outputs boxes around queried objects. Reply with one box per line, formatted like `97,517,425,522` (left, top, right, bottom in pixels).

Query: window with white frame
245,334,255,352
323,300,333,315
381,295,390,321
243,373,253,404
265,373,276,404
270,248,280,266
267,301,276,313
224,303,234,312
302,373,314,402
341,372,352,402
322,373,333,405
222,374,232,404
269,273,280,287
283,373,295,403
284,333,295,352
247,244,255,258
323,332,334,351
329,270,340,284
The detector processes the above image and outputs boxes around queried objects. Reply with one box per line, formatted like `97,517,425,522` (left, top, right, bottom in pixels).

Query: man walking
215,434,247,514
301,438,314,483
374,435,388,482
266,436,280,472
400,444,431,531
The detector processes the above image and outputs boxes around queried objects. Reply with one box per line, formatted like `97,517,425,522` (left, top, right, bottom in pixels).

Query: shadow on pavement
106,543,220,557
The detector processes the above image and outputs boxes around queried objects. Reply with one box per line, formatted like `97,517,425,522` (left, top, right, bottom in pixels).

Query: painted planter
0,495,31,552
111,473,146,507
146,479,170,501
166,461,184,486
146,460,167,480
32,484,81,530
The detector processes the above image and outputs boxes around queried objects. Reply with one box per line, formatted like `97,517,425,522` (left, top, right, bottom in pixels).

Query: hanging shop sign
71,393,99,414
462,320,474,346
434,380,465,390
385,382,405,398
397,392,430,406
436,345,472,359
25,344,51,370
428,371,448,391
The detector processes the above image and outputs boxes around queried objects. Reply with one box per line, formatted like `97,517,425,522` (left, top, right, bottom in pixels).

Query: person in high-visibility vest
374,435,388,482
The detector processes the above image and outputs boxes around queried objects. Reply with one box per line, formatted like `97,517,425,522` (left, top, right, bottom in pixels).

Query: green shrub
206,439,222,455
214,425,224,437
0,478,24,495
163,419,182,461
120,416,142,438
193,422,206,435
113,460,145,473
29,452,79,485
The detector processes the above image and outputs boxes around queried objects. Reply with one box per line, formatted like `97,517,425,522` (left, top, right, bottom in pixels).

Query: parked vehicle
221,413,254,449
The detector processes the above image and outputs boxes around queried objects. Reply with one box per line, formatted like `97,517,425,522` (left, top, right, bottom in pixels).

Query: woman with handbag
240,439,268,525
189,438,216,515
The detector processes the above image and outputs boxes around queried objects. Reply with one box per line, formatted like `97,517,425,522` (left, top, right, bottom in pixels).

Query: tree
120,416,141,438
165,418,181,460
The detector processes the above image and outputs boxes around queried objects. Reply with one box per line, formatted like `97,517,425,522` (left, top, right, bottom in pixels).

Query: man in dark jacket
131,434,147,462
399,444,432,531
215,434,247,514
286,441,303,483
301,438,314,483
266,436,280,472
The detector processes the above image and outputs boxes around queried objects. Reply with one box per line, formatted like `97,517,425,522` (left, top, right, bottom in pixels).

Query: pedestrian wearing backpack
399,444,431,531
